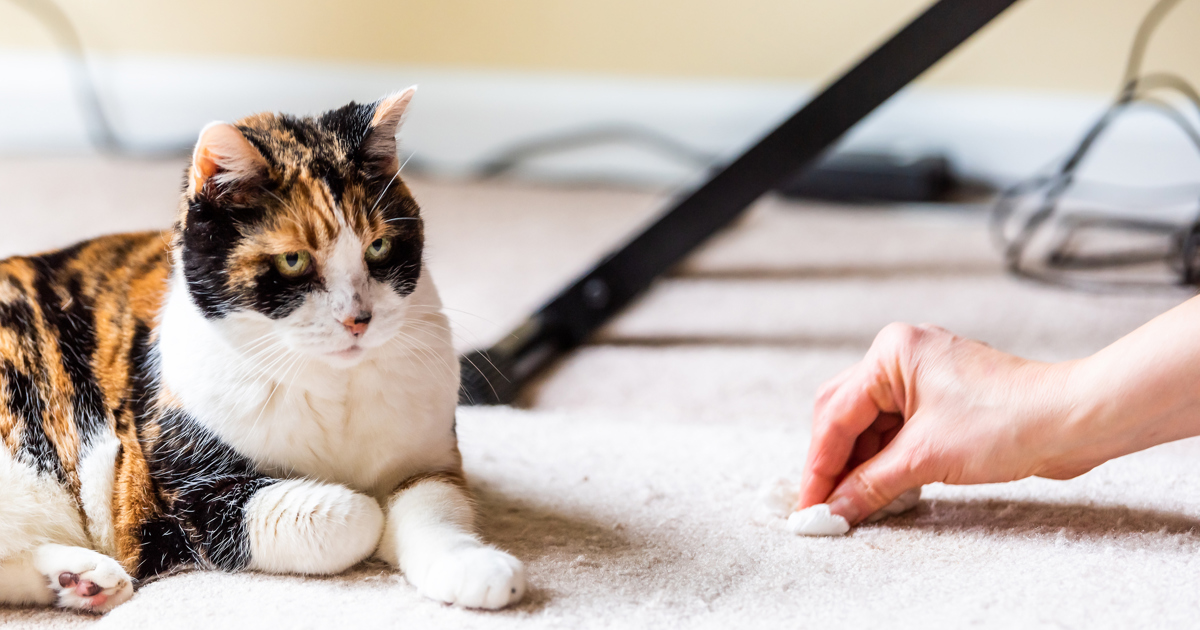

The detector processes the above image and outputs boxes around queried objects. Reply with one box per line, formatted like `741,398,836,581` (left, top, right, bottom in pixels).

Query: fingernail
828,497,861,524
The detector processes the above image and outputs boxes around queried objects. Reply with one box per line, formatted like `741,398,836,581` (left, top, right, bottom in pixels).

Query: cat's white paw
418,546,527,609
33,544,133,614
245,479,385,575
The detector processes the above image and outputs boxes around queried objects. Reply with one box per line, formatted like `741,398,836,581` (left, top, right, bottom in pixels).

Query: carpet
0,157,1196,628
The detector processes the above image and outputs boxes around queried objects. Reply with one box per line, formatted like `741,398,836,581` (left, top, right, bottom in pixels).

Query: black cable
1121,0,1185,95
473,124,718,179
989,0,1200,293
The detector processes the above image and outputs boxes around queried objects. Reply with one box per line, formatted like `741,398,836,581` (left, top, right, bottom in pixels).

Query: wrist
1028,355,1119,479
1001,357,1084,479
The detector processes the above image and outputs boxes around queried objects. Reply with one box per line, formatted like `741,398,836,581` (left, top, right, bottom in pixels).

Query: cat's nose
341,312,372,337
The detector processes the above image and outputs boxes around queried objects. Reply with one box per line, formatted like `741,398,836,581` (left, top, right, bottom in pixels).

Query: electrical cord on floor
989,0,1200,292
471,123,718,179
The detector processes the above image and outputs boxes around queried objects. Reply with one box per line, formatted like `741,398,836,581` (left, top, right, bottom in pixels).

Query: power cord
471,123,717,179
989,0,1200,292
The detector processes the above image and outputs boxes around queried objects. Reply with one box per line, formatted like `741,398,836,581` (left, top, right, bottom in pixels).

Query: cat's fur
0,88,526,612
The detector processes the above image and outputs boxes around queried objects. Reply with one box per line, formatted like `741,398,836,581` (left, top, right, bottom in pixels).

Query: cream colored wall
1,0,1197,95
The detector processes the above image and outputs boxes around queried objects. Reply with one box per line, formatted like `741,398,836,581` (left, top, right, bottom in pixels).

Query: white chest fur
157,269,461,498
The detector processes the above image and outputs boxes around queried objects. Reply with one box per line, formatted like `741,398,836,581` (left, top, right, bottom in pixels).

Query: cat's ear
188,122,268,196
361,86,416,172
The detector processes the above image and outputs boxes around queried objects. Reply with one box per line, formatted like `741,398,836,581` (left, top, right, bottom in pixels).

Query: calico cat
0,88,526,612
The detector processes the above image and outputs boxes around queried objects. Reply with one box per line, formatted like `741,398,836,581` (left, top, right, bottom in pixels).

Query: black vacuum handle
460,0,1023,405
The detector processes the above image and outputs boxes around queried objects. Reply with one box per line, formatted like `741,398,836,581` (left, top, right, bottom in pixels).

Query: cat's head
174,88,424,367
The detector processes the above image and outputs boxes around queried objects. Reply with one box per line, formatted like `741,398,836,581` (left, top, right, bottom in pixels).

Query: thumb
824,443,920,525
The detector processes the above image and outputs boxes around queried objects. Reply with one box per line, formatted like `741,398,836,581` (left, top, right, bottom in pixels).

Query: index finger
798,360,902,509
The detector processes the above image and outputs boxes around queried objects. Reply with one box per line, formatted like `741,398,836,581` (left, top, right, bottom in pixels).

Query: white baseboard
2,51,1197,188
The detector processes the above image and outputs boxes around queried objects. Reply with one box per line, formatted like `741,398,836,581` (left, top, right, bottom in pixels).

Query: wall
2,0,1198,95
2,0,1198,187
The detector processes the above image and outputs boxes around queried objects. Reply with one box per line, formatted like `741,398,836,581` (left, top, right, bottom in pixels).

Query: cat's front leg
242,479,385,575
163,472,384,576
376,473,526,609
147,416,385,576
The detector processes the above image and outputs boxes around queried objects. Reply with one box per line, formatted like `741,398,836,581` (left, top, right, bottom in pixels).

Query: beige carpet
1,157,1197,629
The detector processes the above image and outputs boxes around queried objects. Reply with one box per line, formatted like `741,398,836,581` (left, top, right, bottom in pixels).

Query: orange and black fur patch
0,233,168,571
0,96,426,578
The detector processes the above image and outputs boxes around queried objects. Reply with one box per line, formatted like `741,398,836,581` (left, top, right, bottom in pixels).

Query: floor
1,157,1198,629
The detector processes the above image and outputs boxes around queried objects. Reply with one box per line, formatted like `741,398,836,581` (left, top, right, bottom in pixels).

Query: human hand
799,323,1088,524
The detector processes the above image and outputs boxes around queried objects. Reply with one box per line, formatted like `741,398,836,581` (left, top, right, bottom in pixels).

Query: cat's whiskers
266,352,311,432
228,331,285,360
386,325,450,367
237,353,292,395
400,316,501,375
227,333,292,378
401,306,515,382
408,304,498,325
369,152,416,218
230,330,280,350
243,350,309,442
250,343,304,385
423,340,503,398
404,305,495,347
209,352,291,430
387,332,450,380
454,347,502,401
385,328,475,399
206,332,306,429
405,324,479,370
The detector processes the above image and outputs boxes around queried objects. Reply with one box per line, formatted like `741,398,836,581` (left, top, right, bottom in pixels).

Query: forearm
1051,294,1200,474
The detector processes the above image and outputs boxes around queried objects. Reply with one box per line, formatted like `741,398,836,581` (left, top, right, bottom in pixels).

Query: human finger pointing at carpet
799,295,1200,525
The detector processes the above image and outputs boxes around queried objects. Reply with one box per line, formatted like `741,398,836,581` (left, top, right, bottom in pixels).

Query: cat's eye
273,251,312,277
365,237,392,262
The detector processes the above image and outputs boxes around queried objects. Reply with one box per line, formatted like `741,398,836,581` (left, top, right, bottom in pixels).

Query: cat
0,87,526,613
